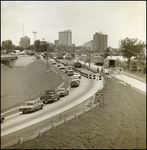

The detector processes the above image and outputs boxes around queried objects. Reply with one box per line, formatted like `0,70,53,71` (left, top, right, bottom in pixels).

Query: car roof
71,79,79,81
25,101,35,103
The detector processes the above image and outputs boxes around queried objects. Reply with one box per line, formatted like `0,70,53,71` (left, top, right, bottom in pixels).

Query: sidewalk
122,70,146,83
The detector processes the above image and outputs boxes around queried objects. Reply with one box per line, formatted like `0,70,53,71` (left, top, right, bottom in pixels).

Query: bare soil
7,78,146,149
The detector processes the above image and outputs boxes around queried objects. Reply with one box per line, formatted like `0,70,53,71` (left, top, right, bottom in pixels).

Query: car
57,63,62,67
1,114,5,123
57,55,64,59
40,90,60,103
58,88,69,97
65,66,73,73
51,61,57,65
72,73,81,79
70,79,80,87
19,100,44,114
67,70,74,76
59,65,65,69
74,62,82,68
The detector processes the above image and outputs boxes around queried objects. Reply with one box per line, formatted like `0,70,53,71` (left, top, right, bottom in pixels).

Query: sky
1,1,146,48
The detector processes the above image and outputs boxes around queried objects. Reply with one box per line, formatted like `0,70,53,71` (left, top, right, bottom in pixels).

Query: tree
120,37,145,70
104,47,110,58
34,40,41,52
1,40,13,53
40,43,48,52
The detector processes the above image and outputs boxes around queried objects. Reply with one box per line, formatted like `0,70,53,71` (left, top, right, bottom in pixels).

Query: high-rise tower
59,30,72,46
32,31,37,43
93,32,108,52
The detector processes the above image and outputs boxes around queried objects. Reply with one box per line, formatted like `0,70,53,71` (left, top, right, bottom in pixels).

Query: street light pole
89,47,90,67
46,46,49,72
136,52,138,76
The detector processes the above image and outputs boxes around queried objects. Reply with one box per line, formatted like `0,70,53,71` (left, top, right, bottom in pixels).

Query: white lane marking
51,68,57,74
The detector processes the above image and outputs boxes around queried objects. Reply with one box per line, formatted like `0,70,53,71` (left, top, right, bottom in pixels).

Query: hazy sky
1,1,146,48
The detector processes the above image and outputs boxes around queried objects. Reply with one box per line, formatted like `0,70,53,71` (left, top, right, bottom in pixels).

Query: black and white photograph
1,1,146,149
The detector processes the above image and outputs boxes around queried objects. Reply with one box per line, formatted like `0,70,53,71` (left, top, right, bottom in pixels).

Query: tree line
1,37,146,71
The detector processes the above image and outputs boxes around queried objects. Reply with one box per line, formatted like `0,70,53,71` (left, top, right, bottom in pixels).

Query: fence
1,94,101,149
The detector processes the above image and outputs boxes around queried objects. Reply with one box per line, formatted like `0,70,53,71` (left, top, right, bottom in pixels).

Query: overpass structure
1,55,18,67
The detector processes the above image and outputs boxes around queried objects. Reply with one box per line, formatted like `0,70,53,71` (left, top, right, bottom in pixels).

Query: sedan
72,73,81,79
70,79,80,87
19,100,44,114
59,65,65,69
58,88,69,97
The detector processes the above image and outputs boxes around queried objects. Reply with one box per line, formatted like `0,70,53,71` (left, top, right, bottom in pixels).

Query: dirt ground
7,78,146,149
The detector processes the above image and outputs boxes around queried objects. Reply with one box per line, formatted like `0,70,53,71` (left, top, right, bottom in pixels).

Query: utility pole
136,52,138,76
46,46,49,72
89,47,90,67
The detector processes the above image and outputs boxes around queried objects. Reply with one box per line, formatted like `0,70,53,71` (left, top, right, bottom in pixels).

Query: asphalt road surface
1,75,103,137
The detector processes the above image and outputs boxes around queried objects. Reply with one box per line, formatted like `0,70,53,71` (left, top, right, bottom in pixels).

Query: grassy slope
7,78,146,149
1,60,63,112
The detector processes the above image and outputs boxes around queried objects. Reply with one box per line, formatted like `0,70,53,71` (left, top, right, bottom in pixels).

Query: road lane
1,76,103,137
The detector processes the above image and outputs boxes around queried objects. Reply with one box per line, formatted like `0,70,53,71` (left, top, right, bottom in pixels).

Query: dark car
70,79,80,87
40,90,60,103
74,62,82,68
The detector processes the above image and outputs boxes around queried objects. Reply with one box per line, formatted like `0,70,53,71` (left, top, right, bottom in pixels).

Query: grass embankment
1,60,63,112
7,78,146,149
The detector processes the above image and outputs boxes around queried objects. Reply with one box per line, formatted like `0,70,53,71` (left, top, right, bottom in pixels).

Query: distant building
20,36,30,48
84,40,93,51
59,30,72,46
54,40,59,46
93,32,108,52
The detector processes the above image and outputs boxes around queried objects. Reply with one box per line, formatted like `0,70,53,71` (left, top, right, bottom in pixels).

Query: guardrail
1,62,106,149
1,88,105,149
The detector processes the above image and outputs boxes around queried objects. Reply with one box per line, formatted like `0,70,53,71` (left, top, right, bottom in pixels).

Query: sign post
95,90,104,105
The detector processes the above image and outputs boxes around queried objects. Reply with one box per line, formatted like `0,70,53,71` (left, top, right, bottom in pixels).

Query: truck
103,58,120,68
94,56,104,66
40,90,60,103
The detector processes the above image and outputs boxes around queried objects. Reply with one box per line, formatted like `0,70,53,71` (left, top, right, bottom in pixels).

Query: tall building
20,36,30,48
92,32,108,52
59,30,72,46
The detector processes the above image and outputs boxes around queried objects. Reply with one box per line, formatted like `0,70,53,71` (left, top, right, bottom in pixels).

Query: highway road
1,71,103,137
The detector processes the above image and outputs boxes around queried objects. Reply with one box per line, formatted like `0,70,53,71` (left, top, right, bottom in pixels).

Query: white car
72,73,81,79
59,65,65,69
51,61,56,65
